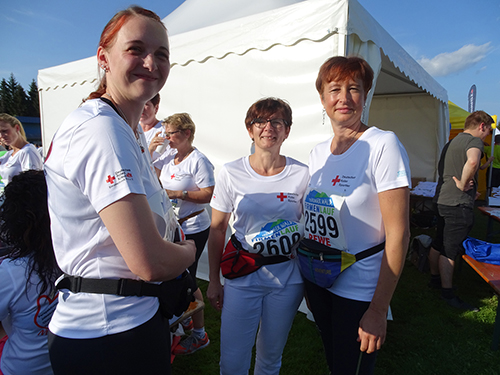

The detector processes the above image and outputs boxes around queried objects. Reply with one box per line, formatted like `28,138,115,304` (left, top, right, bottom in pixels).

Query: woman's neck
175,143,194,163
249,149,286,176
102,91,142,132
330,122,368,155
10,138,28,154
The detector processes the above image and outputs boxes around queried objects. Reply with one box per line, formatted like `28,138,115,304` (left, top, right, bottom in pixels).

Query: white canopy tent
38,0,448,183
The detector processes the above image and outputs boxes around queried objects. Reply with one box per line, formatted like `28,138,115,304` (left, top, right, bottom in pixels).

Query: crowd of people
0,4,496,375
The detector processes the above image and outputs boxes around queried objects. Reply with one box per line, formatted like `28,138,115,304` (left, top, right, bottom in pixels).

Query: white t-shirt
0,258,58,375
211,156,309,287
0,143,43,185
154,148,215,235
45,99,177,339
306,126,410,301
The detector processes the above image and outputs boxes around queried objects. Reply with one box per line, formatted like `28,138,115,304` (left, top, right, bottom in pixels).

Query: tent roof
39,0,447,103
165,0,446,102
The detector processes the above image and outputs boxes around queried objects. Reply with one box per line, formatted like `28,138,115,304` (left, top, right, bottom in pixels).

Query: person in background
207,98,308,375
483,134,500,187
139,93,169,161
44,7,195,374
153,113,214,355
429,111,493,311
0,170,61,375
0,114,43,186
303,56,411,375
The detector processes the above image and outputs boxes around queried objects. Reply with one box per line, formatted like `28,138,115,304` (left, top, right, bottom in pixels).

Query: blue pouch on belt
297,238,385,288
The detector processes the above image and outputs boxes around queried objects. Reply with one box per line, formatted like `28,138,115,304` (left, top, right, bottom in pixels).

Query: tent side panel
369,95,443,182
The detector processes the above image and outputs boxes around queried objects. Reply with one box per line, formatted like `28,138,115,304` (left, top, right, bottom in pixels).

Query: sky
1,0,499,118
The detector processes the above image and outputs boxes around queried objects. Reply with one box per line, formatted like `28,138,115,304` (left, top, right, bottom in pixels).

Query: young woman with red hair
45,7,195,374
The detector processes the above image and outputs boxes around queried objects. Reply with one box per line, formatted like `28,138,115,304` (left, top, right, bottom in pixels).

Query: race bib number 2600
245,219,303,257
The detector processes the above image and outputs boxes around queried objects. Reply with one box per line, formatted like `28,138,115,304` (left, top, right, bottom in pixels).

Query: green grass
171,204,500,374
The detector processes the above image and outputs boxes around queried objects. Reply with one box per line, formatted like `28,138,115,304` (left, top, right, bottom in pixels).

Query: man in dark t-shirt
429,110,494,311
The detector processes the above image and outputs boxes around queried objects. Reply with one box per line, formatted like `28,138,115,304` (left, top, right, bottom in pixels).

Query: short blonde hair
162,113,195,143
0,113,27,141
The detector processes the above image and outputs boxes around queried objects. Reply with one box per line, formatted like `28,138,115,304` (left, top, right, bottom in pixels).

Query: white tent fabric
38,0,448,309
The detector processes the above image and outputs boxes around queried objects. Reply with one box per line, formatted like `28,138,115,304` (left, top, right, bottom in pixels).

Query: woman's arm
358,186,410,354
99,193,196,282
206,208,231,311
166,186,214,204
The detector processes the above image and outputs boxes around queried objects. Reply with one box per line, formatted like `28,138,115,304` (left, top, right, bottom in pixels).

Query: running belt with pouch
220,234,290,279
297,238,385,288
56,270,196,319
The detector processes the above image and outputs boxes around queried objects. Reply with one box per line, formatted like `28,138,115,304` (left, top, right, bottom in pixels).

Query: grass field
171,203,500,374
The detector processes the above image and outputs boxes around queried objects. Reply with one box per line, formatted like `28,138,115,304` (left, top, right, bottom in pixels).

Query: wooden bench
169,299,205,329
462,254,500,350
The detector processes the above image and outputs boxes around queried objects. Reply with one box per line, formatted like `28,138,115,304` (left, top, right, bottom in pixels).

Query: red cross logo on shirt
332,175,341,186
277,192,288,201
171,174,175,179
106,175,116,184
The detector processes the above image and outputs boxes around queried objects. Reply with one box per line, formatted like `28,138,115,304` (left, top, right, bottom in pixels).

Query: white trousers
220,281,304,375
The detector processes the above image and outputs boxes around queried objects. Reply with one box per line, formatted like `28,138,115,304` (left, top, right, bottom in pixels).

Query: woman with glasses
153,113,214,355
207,97,309,375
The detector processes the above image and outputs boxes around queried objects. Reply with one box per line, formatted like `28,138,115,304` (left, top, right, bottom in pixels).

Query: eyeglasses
251,118,288,129
165,130,180,137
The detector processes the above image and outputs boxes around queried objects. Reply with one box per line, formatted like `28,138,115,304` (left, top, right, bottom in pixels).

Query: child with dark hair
0,170,61,375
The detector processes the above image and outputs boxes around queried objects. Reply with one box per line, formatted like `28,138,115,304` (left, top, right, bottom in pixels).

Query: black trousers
48,309,171,375
304,279,377,375
186,227,210,288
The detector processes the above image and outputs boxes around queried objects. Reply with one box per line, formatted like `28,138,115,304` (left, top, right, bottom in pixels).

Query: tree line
0,73,40,117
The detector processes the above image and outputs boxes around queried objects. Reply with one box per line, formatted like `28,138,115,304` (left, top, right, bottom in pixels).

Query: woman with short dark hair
207,97,309,375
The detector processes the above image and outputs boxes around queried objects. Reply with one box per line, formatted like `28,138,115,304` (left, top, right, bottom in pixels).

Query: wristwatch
182,190,188,200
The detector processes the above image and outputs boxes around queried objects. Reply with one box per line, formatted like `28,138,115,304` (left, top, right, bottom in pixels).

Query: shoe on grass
172,332,210,355
442,296,479,312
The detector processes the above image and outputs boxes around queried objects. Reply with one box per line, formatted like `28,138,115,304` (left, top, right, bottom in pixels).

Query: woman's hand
166,186,214,203
207,280,224,311
165,189,181,200
207,209,231,312
358,305,387,353
148,131,166,156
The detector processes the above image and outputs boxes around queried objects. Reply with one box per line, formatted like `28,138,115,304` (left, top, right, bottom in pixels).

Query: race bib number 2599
303,189,347,250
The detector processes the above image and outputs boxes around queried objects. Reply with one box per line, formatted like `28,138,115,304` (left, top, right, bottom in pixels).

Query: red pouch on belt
220,234,288,279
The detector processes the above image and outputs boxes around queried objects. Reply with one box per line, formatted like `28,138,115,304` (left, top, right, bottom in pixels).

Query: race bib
245,219,304,258
303,188,347,251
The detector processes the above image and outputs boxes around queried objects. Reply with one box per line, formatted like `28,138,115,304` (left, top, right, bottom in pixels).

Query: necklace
332,129,361,155
102,93,129,125
175,146,194,164
101,93,145,153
